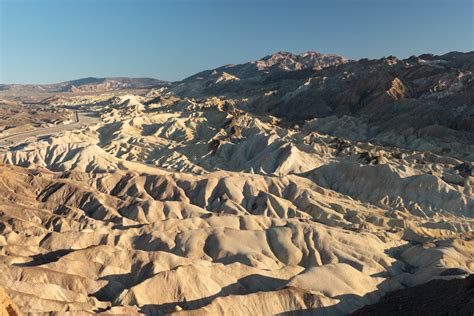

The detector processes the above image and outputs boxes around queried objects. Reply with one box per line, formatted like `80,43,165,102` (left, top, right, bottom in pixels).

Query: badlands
0,51,473,315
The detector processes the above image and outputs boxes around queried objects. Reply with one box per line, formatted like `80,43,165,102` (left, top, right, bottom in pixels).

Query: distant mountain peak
255,50,348,71
177,50,350,96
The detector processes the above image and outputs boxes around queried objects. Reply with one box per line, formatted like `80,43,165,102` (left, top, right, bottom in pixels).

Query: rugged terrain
0,51,472,315
0,98,72,136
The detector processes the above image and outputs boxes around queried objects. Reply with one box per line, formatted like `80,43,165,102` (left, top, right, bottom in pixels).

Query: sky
0,0,472,84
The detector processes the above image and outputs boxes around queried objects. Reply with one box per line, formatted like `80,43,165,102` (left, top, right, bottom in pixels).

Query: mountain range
0,77,168,93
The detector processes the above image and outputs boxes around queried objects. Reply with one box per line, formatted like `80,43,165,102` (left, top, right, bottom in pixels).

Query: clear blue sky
0,0,472,84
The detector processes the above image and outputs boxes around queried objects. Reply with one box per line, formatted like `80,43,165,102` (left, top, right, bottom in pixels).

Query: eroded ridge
0,51,473,315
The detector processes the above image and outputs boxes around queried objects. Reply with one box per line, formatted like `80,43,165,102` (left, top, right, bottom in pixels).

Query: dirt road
0,111,100,146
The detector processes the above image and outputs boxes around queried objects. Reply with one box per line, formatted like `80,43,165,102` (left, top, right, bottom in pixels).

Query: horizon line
1,49,472,85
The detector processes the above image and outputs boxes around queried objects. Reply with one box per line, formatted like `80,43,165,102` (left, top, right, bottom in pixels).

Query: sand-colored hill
0,161,471,314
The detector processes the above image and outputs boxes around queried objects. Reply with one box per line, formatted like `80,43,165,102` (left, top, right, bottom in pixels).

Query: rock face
0,51,472,315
